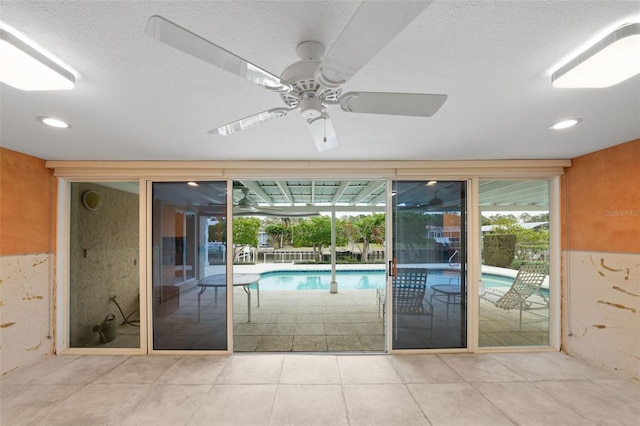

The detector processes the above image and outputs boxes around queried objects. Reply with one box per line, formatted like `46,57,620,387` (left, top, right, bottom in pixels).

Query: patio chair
481,264,548,331
392,268,433,338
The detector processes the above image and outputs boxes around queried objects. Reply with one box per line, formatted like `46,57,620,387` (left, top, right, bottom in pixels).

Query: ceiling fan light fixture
0,27,75,91
307,113,338,152
299,97,323,119
552,22,640,88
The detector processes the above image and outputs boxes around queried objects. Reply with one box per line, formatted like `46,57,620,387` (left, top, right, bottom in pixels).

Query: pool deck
225,263,549,352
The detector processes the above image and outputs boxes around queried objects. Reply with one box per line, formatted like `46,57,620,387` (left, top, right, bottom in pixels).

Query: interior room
1,1,638,425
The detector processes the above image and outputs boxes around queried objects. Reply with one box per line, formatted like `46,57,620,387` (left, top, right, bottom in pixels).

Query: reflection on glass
152,182,227,350
478,180,550,347
69,182,140,348
392,181,467,350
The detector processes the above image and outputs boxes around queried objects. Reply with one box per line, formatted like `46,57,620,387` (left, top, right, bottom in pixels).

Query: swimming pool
255,269,515,291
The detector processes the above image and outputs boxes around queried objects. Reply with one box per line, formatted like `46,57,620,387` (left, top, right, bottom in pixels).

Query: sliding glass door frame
57,177,149,355
147,179,232,354
386,178,478,354
54,165,562,356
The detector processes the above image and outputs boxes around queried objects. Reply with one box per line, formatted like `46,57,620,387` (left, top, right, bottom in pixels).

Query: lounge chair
392,268,433,338
481,264,548,331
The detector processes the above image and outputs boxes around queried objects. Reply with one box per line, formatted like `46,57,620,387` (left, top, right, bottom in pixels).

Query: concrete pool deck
229,287,549,352
228,263,548,351
142,263,550,352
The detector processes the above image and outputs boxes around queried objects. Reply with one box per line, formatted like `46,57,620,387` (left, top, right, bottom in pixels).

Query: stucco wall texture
561,139,640,380
0,148,56,255
562,138,640,253
0,148,55,375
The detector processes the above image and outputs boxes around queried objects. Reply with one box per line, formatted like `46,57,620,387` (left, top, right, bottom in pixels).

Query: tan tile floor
2,352,637,425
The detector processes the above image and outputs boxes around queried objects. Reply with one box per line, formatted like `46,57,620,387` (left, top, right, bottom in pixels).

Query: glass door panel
391,180,467,350
152,181,227,350
478,179,550,347
69,182,141,348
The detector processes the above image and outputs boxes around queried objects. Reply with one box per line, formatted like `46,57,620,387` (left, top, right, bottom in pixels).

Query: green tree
529,212,549,222
519,212,532,223
343,213,385,262
208,217,225,243
486,221,549,268
483,214,519,226
395,212,432,261
263,221,292,248
233,217,260,261
292,216,337,262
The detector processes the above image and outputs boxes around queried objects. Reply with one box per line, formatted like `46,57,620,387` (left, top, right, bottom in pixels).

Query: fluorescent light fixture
548,118,582,130
37,116,70,128
552,23,640,88
0,27,75,91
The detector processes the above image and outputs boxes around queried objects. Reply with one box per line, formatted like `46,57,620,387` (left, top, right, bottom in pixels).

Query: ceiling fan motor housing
299,97,323,118
279,59,341,108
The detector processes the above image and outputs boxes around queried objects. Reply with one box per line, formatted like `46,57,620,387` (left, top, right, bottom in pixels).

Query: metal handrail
448,249,459,266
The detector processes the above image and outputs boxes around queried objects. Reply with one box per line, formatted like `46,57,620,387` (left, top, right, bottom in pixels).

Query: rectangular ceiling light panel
0,28,75,91
552,23,640,88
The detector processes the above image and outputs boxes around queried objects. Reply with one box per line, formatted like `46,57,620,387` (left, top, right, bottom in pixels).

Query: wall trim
46,159,570,179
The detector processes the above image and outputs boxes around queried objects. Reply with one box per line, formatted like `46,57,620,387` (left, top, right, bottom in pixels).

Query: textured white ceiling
1,0,638,161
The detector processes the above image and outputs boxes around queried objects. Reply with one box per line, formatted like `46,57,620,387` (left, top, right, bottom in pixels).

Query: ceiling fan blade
339,92,447,117
145,15,292,93
314,1,432,89
233,209,320,218
307,114,339,152
209,107,293,136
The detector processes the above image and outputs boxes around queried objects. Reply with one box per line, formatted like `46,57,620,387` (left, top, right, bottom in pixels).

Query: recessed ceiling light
552,22,640,88
426,181,438,186
548,118,582,130
37,116,69,128
187,181,199,187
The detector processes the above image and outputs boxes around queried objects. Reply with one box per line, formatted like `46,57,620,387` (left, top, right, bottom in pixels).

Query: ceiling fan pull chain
323,117,327,143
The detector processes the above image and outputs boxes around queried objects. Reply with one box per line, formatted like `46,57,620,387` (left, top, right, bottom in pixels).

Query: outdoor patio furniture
197,273,260,323
480,264,548,331
430,284,463,320
392,268,433,338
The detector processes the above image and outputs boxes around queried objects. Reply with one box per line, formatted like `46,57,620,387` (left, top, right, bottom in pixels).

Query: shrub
483,234,516,268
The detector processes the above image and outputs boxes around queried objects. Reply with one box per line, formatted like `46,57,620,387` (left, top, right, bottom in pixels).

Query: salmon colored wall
0,148,56,255
561,139,640,253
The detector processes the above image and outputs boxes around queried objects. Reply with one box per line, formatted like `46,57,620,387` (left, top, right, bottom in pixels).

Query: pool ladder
448,250,460,267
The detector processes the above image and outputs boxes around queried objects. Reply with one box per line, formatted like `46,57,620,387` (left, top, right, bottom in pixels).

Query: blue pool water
256,269,515,291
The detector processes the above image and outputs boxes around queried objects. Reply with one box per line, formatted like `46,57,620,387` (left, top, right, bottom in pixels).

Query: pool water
256,270,515,291
258,270,384,291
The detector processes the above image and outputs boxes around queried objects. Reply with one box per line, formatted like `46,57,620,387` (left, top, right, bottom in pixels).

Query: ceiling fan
234,187,317,218
145,1,446,152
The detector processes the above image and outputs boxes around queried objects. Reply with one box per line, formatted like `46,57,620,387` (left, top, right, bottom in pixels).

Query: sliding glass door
478,179,551,347
391,180,467,350
69,182,141,349
151,181,228,350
